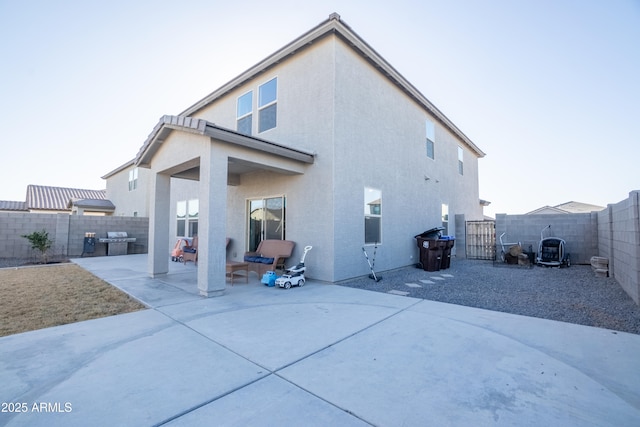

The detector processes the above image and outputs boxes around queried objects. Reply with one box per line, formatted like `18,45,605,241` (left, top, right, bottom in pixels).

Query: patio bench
244,240,295,277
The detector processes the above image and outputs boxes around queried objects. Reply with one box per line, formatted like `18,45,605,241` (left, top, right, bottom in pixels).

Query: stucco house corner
103,13,486,296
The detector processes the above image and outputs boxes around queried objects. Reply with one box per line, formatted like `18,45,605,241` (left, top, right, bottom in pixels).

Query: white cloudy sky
1,0,638,216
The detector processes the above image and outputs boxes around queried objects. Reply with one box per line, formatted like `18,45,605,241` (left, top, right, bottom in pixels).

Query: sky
1,0,638,217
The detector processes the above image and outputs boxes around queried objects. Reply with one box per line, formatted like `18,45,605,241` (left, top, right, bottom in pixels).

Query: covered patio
135,115,315,297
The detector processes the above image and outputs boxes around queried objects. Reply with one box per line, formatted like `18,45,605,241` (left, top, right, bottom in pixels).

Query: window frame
258,77,277,133
426,120,435,160
458,146,464,175
176,200,199,238
364,187,382,245
441,204,449,236
236,90,253,135
247,195,286,252
128,168,138,191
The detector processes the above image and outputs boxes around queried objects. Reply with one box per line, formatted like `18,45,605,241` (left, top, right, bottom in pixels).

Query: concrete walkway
1,254,639,426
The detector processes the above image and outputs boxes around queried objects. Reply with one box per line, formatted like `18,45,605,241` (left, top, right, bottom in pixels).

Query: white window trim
258,77,278,133
237,90,253,120
128,168,138,191
364,187,382,245
426,119,435,160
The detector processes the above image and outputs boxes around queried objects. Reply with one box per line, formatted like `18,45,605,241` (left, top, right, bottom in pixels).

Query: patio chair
183,237,231,267
183,236,198,265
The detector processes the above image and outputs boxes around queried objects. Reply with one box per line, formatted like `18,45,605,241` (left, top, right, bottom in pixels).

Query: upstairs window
237,91,253,135
426,120,435,159
458,146,464,175
258,77,277,132
128,168,138,191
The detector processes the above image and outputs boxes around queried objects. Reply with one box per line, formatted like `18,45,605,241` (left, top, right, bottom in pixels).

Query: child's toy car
275,274,305,289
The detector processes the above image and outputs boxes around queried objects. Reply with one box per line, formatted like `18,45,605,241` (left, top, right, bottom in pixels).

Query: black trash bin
439,236,455,269
415,228,445,272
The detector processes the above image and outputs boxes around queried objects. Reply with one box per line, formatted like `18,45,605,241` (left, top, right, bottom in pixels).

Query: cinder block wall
598,191,640,304
495,212,598,265
0,212,59,259
0,213,148,260
67,216,149,257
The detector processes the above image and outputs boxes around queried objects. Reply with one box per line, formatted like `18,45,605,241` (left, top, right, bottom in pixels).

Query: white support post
148,172,171,278
197,143,228,297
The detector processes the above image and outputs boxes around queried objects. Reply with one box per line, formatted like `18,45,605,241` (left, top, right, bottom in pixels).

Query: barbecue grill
98,231,137,256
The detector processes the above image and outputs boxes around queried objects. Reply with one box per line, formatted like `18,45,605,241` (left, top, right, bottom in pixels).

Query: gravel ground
338,258,640,335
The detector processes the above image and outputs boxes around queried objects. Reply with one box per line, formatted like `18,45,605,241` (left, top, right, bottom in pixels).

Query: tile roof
26,185,107,211
0,200,27,211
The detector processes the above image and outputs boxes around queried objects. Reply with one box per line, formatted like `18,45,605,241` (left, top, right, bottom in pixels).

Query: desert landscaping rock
339,258,640,335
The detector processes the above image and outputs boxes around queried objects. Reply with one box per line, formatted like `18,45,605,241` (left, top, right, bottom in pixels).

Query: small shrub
21,230,54,264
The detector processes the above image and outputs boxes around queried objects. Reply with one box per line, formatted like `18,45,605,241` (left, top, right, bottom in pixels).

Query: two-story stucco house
105,13,486,297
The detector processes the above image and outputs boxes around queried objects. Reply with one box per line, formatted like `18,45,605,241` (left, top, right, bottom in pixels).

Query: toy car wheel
284,281,291,289
299,279,305,287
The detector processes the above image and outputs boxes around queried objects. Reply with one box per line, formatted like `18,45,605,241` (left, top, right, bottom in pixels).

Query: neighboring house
102,160,150,217
0,201,27,212
0,185,114,215
105,13,487,296
526,201,605,215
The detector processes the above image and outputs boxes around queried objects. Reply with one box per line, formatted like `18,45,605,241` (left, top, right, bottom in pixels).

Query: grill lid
107,231,128,238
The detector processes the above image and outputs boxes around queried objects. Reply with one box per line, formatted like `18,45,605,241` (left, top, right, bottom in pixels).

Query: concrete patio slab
165,375,370,426
1,254,638,426
279,301,640,426
0,310,266,427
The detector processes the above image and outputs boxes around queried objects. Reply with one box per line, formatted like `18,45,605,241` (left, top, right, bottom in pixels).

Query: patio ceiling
169,157,304,185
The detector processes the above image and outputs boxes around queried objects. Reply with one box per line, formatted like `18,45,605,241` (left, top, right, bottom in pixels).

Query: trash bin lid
415,227,445,239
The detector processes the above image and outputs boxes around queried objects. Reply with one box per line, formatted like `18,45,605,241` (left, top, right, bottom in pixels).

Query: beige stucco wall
330,39,483,280
189,37,338,280
109,32,484,283
105,165,150,217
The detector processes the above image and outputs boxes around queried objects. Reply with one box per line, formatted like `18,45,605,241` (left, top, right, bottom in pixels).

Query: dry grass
0,263,146,337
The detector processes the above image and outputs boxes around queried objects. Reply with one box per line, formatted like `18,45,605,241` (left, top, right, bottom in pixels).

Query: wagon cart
536,225,570,267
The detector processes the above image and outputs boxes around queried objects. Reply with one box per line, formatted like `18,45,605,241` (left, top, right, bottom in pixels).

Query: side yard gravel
338,258,640,335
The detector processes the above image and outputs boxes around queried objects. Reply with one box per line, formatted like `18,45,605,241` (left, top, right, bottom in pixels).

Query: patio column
197,143,228,297
148,172,171,277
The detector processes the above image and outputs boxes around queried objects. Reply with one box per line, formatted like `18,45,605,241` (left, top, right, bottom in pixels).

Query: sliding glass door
248,196,286,252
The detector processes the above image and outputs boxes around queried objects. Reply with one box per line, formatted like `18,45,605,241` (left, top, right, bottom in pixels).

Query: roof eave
134,115,315,168
101,159,135,179
180,15,339,118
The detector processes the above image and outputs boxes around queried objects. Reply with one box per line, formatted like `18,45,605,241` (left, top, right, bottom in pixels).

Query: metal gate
466,220,496,260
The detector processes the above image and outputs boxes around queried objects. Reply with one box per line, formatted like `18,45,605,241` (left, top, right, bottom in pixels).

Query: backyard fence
465,220,496,260
0,212,148,260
